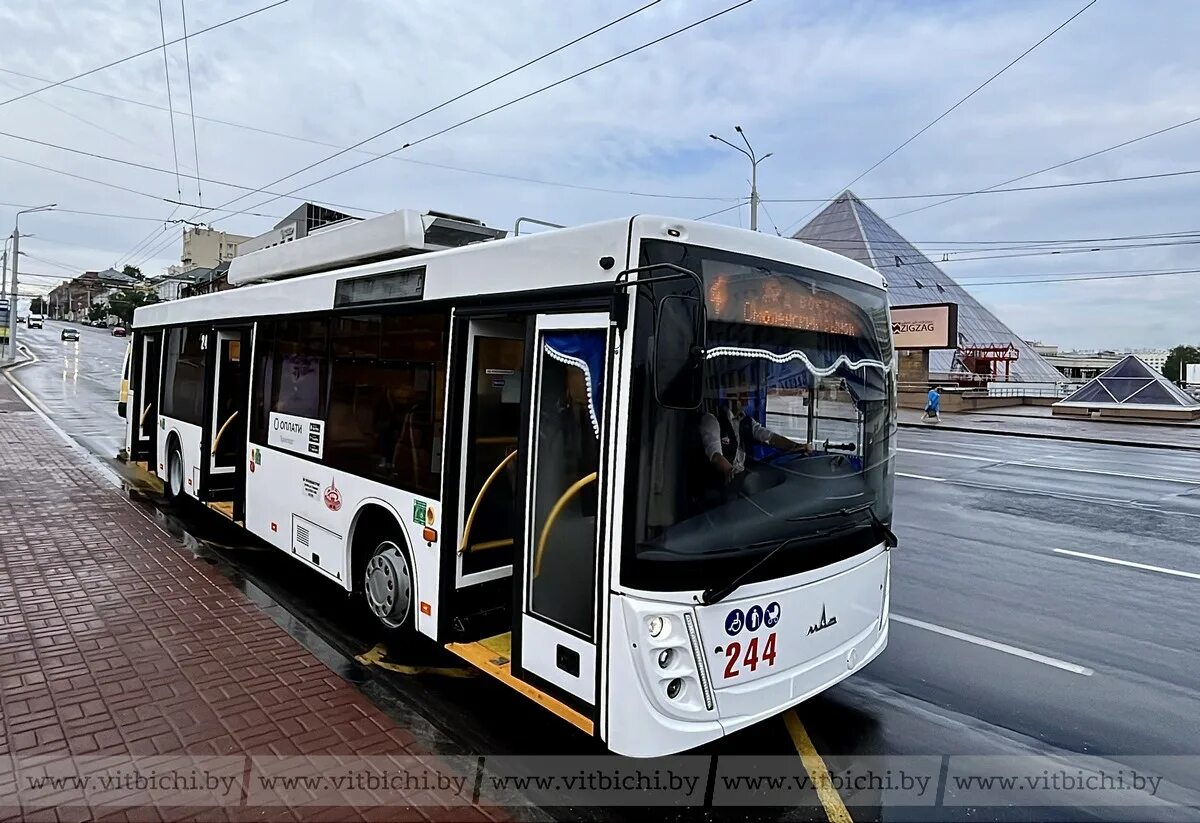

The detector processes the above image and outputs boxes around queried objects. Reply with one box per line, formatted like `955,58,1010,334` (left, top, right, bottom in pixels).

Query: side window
325,311,448,496
270,318,328,419
161,326,207,425
250,320,273,443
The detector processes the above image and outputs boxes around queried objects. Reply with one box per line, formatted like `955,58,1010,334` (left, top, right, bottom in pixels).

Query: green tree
29,297,47,314
122,264,145,282
87,303,108,322
107,288,159,325
1162,345,1200,384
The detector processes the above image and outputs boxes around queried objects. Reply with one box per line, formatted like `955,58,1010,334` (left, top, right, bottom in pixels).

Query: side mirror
653,292,706,410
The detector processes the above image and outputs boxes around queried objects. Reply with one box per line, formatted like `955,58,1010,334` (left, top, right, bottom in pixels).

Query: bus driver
698,384,809,485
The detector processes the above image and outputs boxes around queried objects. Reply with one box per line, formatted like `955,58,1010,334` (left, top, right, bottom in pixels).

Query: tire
361,538,415,634
165,442,186,502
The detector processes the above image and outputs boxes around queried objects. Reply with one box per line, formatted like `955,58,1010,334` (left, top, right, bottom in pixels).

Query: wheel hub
365,542,411,629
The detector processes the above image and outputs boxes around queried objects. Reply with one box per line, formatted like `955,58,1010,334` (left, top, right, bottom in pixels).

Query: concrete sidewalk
898,406,1200,451
0,378,502,822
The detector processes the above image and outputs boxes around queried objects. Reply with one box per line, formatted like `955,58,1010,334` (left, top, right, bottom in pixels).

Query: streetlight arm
736,128,757,162
710,134,752,160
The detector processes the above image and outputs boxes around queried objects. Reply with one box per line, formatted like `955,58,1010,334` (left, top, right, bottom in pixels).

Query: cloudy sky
0,0,1196,349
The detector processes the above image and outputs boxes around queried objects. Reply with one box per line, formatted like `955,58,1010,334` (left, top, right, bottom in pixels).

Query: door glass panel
139,336,160,442
213,336,245,469
529,329,606,637
461,334,525,575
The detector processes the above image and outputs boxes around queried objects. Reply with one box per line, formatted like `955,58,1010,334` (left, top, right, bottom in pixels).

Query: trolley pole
710,126,772,232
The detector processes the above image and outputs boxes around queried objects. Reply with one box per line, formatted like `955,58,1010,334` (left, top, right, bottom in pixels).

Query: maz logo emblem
808,606,838,635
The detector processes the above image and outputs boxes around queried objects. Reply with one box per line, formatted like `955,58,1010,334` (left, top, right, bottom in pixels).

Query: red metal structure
954,344,1021,382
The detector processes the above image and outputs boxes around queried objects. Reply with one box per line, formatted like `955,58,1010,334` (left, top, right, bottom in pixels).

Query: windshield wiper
698,506,897,606
699,531,831,606
868,506,898,549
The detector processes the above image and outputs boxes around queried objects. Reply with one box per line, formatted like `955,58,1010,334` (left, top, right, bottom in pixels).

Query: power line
756,190,783,235
0,65,734,202
694,200,748,220
960,268,1200,287
20,253,79,273
765,166,1200,203
202,0,670,223
0,0,292,109
0,129,382,214
156,0,184,210
0,152,173,201
951,264,1200,281
211,0,757,227
180,0,203,204
0,74,172,164
798,229,1200,257
892,238,1200,265
887,112,1200,221
805,229,1200,247
783,0,1100,234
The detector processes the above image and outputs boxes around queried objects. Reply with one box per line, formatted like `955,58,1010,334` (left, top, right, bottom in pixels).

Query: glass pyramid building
794,191,1064,383
1053,355,1200,412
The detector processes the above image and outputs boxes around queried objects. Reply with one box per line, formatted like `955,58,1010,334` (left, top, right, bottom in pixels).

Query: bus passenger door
201,327,250,509
517,312,609,706
130,332,161,465
456,318,526,588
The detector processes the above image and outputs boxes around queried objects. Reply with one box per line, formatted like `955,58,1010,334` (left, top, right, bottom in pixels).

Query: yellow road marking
785,710,853,823
355,643,478,679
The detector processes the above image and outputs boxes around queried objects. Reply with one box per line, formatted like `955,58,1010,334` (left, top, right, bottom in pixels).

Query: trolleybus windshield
624,240,895,591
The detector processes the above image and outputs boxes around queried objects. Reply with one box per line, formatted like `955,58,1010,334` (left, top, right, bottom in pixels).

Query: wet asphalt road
8,319,1200,821
12,319,128,458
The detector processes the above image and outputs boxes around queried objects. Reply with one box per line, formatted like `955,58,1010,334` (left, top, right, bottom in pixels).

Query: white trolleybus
123,210,897,757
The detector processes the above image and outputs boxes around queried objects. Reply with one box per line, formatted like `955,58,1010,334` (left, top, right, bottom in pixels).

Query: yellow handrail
140,402,153,425
210,411,240,457
459,450,518,554
534,472,597,577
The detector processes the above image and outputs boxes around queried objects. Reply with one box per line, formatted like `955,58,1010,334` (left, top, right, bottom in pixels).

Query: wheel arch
347,498,414,596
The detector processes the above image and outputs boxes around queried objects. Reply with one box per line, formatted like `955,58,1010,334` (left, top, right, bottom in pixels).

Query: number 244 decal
723,632,777,678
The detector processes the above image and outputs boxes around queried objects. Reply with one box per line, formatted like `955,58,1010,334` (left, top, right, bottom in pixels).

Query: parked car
61,327,79,342
111,326,127,337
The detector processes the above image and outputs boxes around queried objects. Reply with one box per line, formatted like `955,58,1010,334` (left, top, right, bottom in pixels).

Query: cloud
0,0,1196,349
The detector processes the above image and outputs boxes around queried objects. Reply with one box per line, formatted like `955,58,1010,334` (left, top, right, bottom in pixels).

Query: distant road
11,319,128,459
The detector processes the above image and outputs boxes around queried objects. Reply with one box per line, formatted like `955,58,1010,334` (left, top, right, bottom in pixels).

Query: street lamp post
9,203,56,360
710,126,772,231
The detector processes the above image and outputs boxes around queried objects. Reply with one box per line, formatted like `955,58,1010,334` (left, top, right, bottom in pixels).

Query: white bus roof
134,215,885,328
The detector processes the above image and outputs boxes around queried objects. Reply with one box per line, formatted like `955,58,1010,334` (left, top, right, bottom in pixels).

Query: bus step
451,603,510,641
445,634,593,735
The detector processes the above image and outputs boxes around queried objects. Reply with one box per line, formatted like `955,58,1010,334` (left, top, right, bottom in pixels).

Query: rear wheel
165,442,185,502
363,540,414,632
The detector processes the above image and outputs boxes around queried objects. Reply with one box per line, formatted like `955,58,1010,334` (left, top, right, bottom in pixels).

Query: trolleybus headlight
665,678,683,700
647,616,667,638
657,648,674,669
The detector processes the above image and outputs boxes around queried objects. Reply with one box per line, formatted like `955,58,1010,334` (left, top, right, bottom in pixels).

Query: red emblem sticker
323,479,342,512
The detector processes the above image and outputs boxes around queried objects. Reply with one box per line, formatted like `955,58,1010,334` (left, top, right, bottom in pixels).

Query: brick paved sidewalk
0,380,502,822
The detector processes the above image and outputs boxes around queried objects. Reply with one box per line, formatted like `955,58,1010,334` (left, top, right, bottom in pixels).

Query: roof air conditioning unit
228,209,506,286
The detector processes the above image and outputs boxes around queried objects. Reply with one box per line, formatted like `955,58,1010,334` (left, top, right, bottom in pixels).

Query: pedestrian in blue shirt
925,386,941,422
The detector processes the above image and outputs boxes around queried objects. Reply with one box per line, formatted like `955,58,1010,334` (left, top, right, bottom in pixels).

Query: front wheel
362,540,414,633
